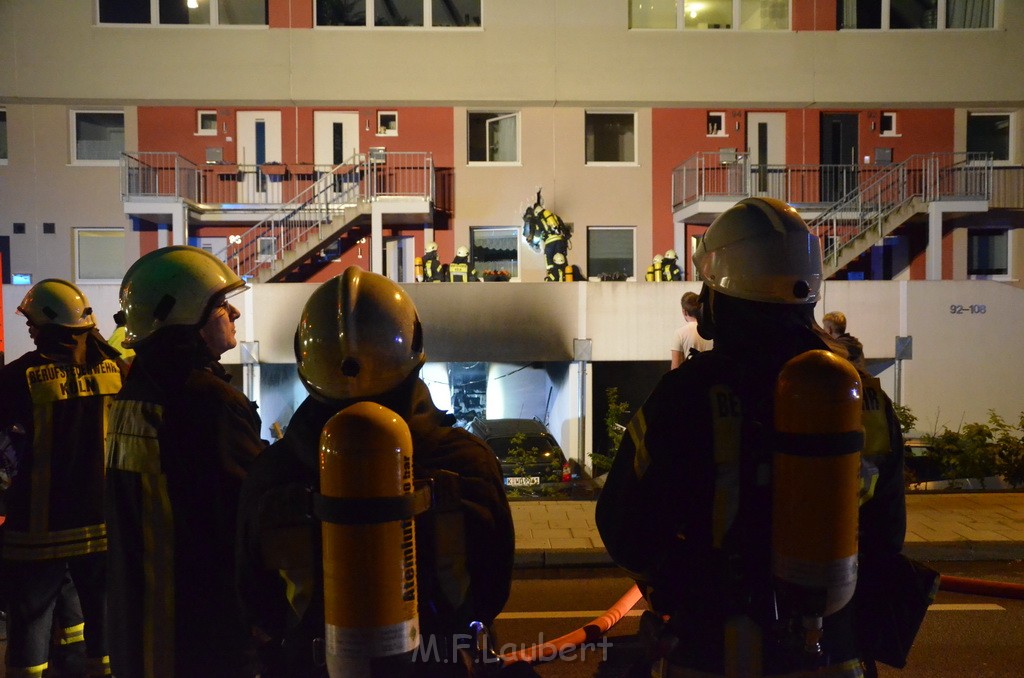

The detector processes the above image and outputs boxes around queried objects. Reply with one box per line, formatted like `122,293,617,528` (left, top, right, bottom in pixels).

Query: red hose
499,584,643,665
493,575,1024,668
939,575,1024,600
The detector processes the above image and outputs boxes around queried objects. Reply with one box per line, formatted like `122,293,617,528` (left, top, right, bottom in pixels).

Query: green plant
892,402,917,436
986,411,1024,487
920,422,1000,489
590,387,631,475
504,432,561,497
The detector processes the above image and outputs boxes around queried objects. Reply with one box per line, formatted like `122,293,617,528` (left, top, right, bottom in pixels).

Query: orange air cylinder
320,402,419,677
565,265,573,282
414,256,424,282
772,349,863,620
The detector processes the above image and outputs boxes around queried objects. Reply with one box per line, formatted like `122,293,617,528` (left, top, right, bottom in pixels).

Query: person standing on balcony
645,254,665,281
662,249,683,281
422,241,444,282
105,246,265,678
448,246,478,282
0,279,126,678
823,311,866,370
670,291,712,369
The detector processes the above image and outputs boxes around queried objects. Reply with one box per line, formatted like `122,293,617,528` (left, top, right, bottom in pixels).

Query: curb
515,542,1024,570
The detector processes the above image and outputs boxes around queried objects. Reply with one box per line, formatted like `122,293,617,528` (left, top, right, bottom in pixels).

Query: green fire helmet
17,279,96,329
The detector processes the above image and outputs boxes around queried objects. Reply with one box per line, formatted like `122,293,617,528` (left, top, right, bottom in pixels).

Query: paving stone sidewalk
512,492,1024,568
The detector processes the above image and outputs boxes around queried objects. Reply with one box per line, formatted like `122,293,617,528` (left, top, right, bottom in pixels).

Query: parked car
466,418,592,498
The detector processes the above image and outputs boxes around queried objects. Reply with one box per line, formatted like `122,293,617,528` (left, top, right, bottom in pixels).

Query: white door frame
313,112,360,166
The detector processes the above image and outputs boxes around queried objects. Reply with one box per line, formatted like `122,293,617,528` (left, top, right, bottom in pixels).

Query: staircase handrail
808,152,992,266
213,150,436,280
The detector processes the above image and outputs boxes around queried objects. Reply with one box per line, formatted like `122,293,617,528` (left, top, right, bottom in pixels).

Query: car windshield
488,434,558,461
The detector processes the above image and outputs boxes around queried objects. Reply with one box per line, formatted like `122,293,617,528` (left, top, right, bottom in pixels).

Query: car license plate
506,476,540,487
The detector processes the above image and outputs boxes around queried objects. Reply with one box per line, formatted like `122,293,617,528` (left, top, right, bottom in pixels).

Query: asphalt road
495,561,1024,678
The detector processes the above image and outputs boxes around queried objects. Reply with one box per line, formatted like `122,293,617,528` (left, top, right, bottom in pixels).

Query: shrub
917,409,1024,489
590,387,630,475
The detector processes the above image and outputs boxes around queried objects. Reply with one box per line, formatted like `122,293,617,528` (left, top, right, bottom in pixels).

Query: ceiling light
187,0,199,9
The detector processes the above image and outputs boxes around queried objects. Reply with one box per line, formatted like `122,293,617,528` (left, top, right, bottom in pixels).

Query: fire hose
493,574,1024,668
498,584,643,665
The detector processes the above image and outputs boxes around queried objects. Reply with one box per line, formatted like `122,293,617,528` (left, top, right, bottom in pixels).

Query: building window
471,227,519,279
967,228,1008,277
967,112,1012,162
629,0,789,30
98,0,267,26
71,111,125,164
880,111,899,136
588,227,635,280
468,111,519,164
0,109,7,163
377,111,398,136
316,0,480,27
707,112,727,137
629,0,678,28
838,0,994,29
197,110,218,136
75,228,126,282
586,112,636,164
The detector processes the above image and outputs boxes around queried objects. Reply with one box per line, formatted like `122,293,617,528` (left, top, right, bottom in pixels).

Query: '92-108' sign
950,304,987,315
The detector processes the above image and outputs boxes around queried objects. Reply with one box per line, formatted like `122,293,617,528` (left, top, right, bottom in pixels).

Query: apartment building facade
1,0,1023,455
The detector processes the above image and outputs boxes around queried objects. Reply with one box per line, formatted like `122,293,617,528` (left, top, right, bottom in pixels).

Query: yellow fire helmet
295,266,425,402
119,245,246,347
17,279,96,329
693,197,822,304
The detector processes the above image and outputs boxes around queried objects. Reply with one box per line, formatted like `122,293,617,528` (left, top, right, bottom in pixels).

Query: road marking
498,610,645,620
929,603,1004,611
498,605,1005,620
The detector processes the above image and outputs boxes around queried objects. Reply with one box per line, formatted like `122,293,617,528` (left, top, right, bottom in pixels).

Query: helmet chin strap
696,284,716,341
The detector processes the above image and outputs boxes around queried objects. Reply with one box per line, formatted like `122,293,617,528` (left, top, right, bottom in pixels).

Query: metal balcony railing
211,151,435,280
122,150,436,280
808,152,992,270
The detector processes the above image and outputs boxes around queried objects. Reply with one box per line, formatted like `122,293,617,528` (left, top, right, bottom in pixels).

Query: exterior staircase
808,153,992,278
121,151,436,283
672,151,992,278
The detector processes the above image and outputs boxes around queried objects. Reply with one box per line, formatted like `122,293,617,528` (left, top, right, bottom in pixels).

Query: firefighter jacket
662,257,683,281
422,251,443,283
536,208,566,245
237,376,515,677
105,328,265,678
596,322,906,676
448,256,476,282
0,327,125,562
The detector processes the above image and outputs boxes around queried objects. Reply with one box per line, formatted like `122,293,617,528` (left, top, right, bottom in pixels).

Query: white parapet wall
3,279,1021,435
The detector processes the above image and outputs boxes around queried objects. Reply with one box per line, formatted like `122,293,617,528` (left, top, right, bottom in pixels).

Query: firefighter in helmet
105,246,265,678
522,193,570,279
596,198,909,677
448,245,477,282
662,249,683,281
645,254,665,281
422,241,444,283
0,279,126,677
237,267,515,677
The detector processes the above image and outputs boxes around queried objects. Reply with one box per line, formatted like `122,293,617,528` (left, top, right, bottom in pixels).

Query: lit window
685,0,733,30
75,228,126,282
588,227,635,280
71,111,124,164
967,228,1008,277
471,227,519,279
586,112,636,164
967,112,1012,162
468,112,519,164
